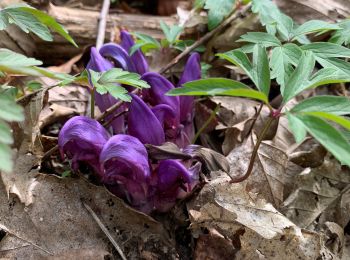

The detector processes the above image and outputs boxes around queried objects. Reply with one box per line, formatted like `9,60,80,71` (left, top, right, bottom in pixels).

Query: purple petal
177,53,201,86
120,30,149,75
86,47,114,72
177,53,201,123
100,134,150,205
58,116,110,176
151,104,177,127
153,160,200,212
141,72,180,111
128,94,165,145
99,43,137,72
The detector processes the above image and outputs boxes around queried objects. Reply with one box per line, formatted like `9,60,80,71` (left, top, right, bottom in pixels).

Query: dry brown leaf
0,174,174,259
281,156,350,229
187,172,336,259
227,135,287,207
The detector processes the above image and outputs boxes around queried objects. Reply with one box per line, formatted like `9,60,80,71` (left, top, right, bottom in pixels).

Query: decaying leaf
227,134,287,207
187,172,337,259
0,174,174,258
281,156,350,229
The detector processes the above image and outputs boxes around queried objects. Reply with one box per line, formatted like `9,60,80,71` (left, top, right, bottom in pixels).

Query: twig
0,225,53,255
246,103,264,136
103,109,128,127
97,89,137,122
96,0,111,49
82,202,127,260
192,103,220,143
158,3,252,74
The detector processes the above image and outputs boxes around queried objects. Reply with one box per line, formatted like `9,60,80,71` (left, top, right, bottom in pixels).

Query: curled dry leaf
281,156,350,229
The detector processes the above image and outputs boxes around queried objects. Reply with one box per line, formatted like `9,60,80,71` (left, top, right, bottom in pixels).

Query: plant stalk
230,116,275,183
90,88,95,119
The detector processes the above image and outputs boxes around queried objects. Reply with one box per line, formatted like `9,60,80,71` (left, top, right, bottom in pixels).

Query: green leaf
295,114,350,166
0,95,24,122
252,44,270,96
270,46,293,89
306,68,350,90
26,80,42,91
167,78,269,103
160,21,183,44
99,68,150,89
204,0,236,30
315,57,350,75
217,50,255,82
0,5,76,46
0,48,42,67
0,143,13,173
0,5,51,41
301,42,350,58
286,112,307,143
329,19,350,46
282,43,303,65
0,120,13,145
18,6,77,47
302,112,350,131
237,32,281,47
291,20,340,39
282,50,315,103
291,96,350,115
89,68,150,102
130,33,161,55
251,0,294,40
0,48,74,80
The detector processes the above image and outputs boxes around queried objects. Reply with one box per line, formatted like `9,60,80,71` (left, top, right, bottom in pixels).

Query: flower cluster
58,31,202,213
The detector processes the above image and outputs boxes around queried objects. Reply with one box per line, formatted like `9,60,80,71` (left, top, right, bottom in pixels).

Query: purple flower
152,160,201,212
99,134,150,207
177,53,201,123
58,116,110,177
120,30,149,75
139,53,201,147
127,94,165,145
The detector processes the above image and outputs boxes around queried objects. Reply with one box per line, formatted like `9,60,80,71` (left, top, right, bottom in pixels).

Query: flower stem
230,116,275,183
192,103,220,144
90,88,95,119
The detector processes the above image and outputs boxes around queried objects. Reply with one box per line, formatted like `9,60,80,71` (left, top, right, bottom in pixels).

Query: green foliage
329,20,350,46
89,68,150,102
130,32,161,55
170,0,350,167
131,21,204,54
0,48,74,80
203,0,236,30
167,78,268,103
0,93,24,173
0,4,77,46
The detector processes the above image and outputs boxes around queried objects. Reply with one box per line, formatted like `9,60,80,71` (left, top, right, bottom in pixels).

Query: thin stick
192,103,220,144
82,202,127,260
103,109,128,127
96,0,111,50
97,89,138,122
246,103,264,136
158,3,252,74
